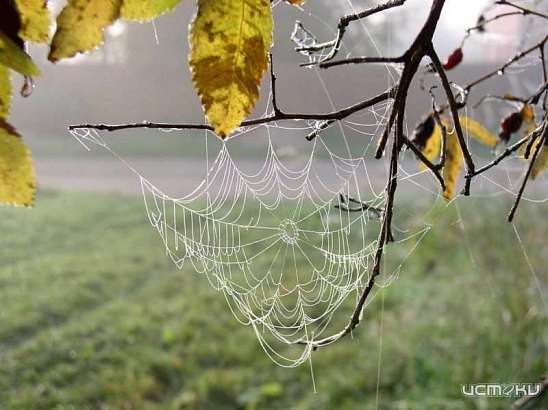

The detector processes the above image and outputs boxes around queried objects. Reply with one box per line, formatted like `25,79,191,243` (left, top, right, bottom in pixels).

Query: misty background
2,2,547,408
8,0,543,195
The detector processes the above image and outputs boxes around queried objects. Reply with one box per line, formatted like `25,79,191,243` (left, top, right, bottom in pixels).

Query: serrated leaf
190,0,273,138
121,0,182,21
0,120,35,207
442,127,463,200
15,0,51,43
0,65,11,118
48,0,122,62
460,115,497,147
419,123,441,171
0,31,39,76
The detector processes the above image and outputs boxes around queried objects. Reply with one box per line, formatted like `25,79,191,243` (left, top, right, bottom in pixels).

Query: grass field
0,190,546,409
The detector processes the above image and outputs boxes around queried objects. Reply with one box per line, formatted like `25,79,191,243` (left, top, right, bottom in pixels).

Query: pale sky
327,0,526,62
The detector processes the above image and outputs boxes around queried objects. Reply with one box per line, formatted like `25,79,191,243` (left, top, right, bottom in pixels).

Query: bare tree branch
317,56,404,69
427,46,476,195
464,11,523,38
508,118,547,222
467,118,545,179
69,90,394,133
295,0,407,63
512,375,548,410
495,0,548,20
297,0,448,349
464,35,548,93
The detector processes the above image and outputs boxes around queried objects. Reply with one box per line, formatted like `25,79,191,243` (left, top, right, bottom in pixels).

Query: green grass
27,131,298,159
26,127,381,160
0,191,546,409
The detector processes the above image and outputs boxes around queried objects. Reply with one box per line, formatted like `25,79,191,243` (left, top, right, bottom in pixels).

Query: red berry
443,48,463,70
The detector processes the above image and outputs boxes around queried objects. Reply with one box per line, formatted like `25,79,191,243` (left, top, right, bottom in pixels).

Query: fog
9,0,543,193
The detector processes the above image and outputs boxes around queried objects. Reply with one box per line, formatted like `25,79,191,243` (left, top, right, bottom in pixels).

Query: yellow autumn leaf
518,124,540,159
460,115,497,147
190,0,273,138
419,124,441,171
521,104,535,124
49,0,122,62
121,0,182,21
521,137,548,179
516,106,537,161
0,32,40,76
532,143,548,178
442,128,463,200
0,66,11,118
286,0,307,4
0,120,36,207
521,104,536,138
15,0,51,43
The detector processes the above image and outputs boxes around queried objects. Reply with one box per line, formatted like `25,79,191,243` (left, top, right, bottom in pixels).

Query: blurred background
1,0,547,409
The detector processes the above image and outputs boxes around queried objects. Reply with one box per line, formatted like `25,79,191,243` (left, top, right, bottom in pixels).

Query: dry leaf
190,0,273,138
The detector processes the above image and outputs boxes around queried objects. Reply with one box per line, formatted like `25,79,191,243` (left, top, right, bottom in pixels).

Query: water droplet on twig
20,76,35,98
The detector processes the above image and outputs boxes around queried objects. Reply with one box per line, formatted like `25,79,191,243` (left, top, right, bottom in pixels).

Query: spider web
71,114,410,368
69,0,547,371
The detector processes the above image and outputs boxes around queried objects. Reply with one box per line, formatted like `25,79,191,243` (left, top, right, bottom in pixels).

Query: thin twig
540,46,547,109
335,194,384,218
69,90,394,133
295,0,407,63
375,101,397,159
427,87,447,170
432,109,448,170
428,45,476,195
464,35,548,92
403,136,446,190
512,376,548,410
317,56,404,69
269,53,282,115
495,0,548,20
464,11,523,38
467,121,542,178
508,119,547,222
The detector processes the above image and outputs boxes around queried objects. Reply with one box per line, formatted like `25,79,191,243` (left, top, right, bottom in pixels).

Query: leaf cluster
0,0,307,205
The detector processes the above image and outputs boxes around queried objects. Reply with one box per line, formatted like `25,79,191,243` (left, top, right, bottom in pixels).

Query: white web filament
70,122,400,367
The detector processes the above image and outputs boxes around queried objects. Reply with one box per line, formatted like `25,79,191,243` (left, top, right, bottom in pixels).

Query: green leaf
190,0,273,138
15,0,51,43
0,31,39,76
121,0,182,22
0,65,11,118
0,120,36,207
49,0,122,62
